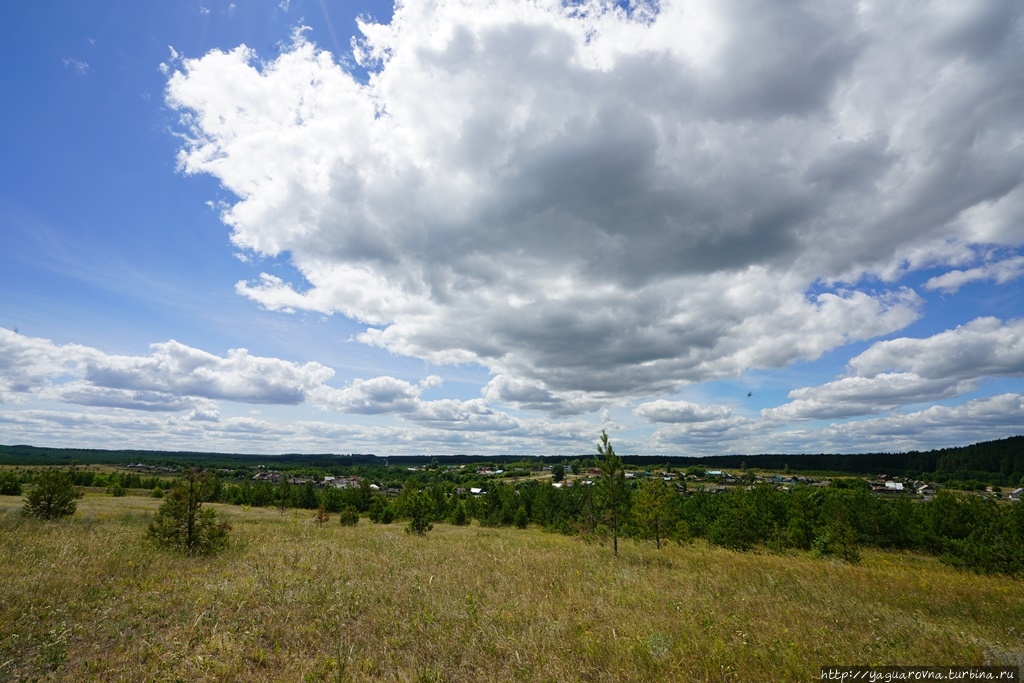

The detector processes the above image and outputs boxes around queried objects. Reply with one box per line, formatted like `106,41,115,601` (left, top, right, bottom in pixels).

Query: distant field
1,493,1022,682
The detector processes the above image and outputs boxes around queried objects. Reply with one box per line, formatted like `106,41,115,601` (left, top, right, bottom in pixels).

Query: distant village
120,461,1022,502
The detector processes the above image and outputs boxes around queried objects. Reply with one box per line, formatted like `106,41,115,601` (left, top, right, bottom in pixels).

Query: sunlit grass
1,493,1022,682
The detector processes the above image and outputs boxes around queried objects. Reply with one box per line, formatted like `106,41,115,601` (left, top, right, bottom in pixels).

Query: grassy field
1,493,1022,682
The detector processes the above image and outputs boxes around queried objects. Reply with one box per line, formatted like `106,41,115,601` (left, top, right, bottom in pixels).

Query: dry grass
1,493,1022,682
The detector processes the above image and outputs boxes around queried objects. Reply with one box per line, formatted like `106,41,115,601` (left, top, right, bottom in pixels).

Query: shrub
23,469,78,520
313,505,330,527
450,500,470,526
148,469,230,555
405,491,433,536
514,505,529,529
338,505,360,526
810,517,861,564
0,470,22,496
108,482,127,497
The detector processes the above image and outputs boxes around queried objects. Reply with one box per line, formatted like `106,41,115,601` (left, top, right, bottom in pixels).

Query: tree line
3,434,1023,483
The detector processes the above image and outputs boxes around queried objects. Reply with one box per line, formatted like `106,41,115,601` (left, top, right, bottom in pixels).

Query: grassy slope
1,494,1022,682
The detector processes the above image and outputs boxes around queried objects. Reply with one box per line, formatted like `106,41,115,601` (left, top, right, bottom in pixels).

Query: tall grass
1,493,1021,682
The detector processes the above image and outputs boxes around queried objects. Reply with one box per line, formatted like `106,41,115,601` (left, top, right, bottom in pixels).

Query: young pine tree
405,490,434,536
450,499,470,526
23,469,78,520
148,468,230,556
596,431,628,556
633,478,674,549
338,505,360,526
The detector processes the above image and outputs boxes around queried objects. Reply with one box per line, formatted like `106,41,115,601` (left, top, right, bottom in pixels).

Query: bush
148,469,230,556
450,500,470,526
514,505,529,529
23,469,78,520
810,517,861,564
108,482,127,497
405,491,433,536
338,505,360,526
313,505,330,527
0,470,22,496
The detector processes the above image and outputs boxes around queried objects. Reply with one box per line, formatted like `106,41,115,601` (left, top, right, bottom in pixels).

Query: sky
1,0,1023,457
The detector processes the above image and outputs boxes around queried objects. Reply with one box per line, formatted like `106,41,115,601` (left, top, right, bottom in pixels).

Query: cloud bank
163,0,1023,410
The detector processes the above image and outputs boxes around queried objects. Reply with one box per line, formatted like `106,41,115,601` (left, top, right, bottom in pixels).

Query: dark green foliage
811,517,861,563
367,495,387,523
405,490,433,536
22,469,78,520
355,479,374,512
0,470,22,495
945,479,987,492
147,469,230,556
275,478,292,513
108,482,126,497
450,499,469,526
320,486,345,513
514,504,529,529
338,505,359,526
830,477,870,490
152,486,164,498
427,483,450,521
480,482,518,526
551,464,565,483
925,491,1024,576
296,482,320,509
707,495,759,551
784,487,818,550
368,495,396,524
633,478,674,549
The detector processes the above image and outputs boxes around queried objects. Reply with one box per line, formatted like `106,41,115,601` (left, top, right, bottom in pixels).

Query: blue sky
1,0,1022,456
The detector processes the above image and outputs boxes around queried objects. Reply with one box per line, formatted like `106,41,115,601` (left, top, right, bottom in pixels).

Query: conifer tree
596,431,628,556
23,469,77,520
148,468,230,555
633,478,674,549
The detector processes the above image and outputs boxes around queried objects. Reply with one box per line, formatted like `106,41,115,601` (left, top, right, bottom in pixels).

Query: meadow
1,492,1022,682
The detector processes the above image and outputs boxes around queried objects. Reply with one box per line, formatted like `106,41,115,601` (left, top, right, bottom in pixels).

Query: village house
325,475,361,489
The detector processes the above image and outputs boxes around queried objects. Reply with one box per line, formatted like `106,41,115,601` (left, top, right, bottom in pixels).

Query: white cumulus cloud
634,399,732,423
766,318,1024,420
162,0,1024,406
